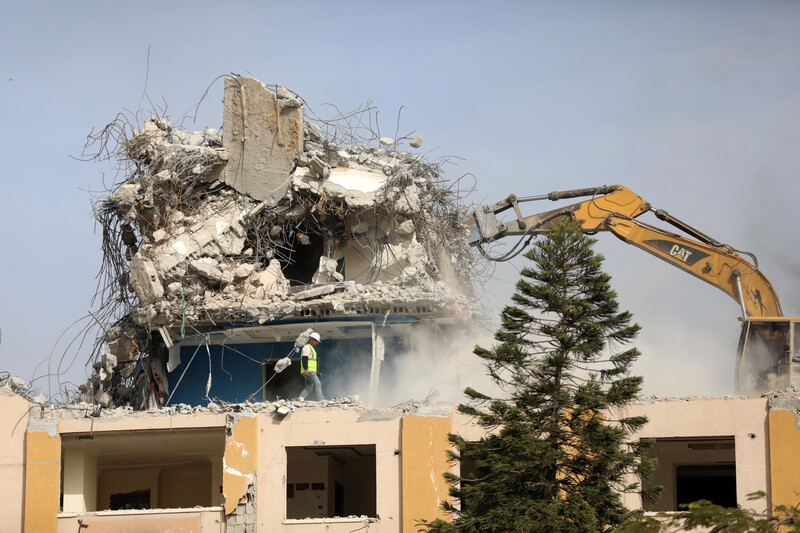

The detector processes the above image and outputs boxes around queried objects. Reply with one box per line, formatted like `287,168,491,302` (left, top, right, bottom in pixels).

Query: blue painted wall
166,336,409,406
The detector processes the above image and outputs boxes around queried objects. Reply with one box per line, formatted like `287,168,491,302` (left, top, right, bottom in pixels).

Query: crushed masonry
64,76,479,411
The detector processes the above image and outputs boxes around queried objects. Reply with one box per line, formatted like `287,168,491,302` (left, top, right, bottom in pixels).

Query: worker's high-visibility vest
301,344,318,373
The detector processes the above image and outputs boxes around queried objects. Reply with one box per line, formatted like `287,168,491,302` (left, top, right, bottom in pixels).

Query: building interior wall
168,342,271,405
158,468,213,509
287,449,330,519
98,469,160,510
61,428,224,515
343,218,406,284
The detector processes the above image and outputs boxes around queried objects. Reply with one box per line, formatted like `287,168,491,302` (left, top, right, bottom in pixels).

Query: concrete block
221,76,303,205
308,156,330,179
256,260,287,293
107,336,138,363
130,254,164,304
233,264,254,280
9,377,26,391
312,256,343,284
397,219,415,235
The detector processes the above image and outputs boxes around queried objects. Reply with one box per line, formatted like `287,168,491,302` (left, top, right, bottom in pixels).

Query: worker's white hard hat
309,332,321,342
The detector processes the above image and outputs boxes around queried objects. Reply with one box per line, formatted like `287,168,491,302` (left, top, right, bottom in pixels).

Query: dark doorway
264,359,306,401
335,481,344,517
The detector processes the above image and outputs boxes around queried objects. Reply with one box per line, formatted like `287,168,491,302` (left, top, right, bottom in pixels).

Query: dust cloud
321,326,502,408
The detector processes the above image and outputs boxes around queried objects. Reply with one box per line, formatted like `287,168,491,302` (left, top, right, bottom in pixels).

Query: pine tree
420,220,659,533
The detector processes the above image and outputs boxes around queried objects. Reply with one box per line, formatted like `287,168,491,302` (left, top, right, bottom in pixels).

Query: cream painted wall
0,391,29,533
617,397,769,511
56,508,224,533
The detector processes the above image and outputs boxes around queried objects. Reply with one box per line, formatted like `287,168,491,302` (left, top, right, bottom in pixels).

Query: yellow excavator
468,185,796,393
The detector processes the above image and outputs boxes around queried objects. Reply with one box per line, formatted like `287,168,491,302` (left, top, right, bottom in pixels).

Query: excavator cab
736,318,800,393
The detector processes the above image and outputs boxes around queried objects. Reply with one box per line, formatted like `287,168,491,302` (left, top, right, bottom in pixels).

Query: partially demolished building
5,77,800,533
86,76,477,411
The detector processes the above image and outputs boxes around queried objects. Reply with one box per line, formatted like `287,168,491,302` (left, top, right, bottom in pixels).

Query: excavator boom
469,185,783,319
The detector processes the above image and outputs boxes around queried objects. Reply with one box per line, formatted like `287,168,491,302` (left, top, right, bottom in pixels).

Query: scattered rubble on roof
72,76,479,411
14,392,452,423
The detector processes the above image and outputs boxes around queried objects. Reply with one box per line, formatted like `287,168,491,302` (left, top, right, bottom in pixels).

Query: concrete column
368,324,385,405
401,414,452,532
62,448,97,512
24,430,61,533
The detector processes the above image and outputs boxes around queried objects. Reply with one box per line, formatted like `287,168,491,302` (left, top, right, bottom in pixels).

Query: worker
297,332,325,401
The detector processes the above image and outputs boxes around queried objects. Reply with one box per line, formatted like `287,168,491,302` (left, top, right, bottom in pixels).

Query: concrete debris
311,256,344,284
410,135,423,148
83,75,478,410
31,394,47,405
9,377,27,391
274,357,292,374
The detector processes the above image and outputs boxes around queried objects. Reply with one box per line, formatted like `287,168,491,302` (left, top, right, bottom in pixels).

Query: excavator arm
468,185,783,319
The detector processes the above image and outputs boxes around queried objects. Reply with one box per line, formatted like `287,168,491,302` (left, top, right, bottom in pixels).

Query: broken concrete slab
221,76,303,205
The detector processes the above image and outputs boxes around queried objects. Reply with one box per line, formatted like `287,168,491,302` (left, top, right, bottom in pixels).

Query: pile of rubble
80,76,478,410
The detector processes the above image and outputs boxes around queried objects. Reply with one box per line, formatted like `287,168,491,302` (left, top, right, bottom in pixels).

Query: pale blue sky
1,1,799,397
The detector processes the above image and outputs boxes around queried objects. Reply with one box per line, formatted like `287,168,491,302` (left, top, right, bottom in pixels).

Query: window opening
286,445,376,519
642,437,736,512
61,429,224,513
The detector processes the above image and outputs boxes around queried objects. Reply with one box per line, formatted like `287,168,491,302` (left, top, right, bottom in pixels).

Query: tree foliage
617,492,800,532
419,220,658,533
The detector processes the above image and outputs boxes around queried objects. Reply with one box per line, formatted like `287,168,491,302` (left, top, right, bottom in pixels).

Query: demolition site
2,76,800,533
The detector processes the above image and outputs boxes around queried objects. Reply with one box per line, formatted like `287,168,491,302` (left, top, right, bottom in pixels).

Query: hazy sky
1,1,799,399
